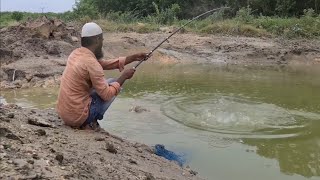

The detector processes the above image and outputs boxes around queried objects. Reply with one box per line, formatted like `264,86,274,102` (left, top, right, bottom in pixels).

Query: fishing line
133,7,230,69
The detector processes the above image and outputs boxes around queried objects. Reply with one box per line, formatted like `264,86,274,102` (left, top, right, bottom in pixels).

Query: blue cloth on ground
154,144,186,167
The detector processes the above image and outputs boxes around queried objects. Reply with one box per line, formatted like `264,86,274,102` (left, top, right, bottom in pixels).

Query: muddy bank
0,17,79,89
110,33,320,66
1,29,320,89
0,104,201,180
0,16,79,63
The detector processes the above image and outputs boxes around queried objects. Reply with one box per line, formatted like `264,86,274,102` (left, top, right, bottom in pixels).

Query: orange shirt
57,47,125,127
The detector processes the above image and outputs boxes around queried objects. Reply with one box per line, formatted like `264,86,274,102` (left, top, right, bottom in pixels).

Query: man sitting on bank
57,22,148,130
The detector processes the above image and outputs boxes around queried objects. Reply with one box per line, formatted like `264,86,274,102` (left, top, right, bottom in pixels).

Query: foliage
151,3,181,25
105,11,139,23
1,0,319,38
72,0,319,19
73,0,98,19
11,12,24,21
235,6,254,23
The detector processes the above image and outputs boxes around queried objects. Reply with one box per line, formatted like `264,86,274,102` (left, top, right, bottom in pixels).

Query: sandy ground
0,104,201,180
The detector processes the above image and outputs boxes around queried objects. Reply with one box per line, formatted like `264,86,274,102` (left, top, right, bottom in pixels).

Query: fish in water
129,105,149,113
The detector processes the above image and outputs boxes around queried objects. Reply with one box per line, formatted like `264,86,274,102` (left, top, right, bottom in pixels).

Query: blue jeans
82,78,118,128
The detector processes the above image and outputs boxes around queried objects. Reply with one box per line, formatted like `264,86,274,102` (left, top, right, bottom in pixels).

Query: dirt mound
0,105,201,180
0,16,80,64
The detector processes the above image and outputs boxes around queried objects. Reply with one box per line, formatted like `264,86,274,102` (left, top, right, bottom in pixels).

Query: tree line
74,0,319,19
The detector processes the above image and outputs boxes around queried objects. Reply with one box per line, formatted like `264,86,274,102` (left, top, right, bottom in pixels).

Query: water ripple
161,94,316,139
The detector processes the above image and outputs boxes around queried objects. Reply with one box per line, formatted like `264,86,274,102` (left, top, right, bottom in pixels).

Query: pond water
1,63,320,180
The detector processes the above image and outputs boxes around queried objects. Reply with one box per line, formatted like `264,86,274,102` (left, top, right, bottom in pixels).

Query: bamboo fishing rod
133,7,230,69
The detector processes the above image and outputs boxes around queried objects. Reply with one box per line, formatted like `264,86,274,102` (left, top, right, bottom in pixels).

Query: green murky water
1,63,320,180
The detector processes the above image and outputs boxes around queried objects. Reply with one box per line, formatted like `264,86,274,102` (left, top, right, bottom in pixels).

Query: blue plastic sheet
154,144,186,167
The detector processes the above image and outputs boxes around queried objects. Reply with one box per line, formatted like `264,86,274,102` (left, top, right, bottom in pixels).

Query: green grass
1,11,319,39
97,20,159,33
192,20,270,37
252,16,320,38
94,12,320,38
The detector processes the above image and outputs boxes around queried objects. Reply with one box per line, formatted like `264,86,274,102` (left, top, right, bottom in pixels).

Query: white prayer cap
81,22,103,37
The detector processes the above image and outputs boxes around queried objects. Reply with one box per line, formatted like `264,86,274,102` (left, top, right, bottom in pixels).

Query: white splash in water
161,95,317,137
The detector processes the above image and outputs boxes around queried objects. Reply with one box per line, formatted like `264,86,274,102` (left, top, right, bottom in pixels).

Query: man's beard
94,48,104,60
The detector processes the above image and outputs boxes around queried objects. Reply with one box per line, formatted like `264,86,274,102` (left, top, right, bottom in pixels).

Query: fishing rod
133,6,230,69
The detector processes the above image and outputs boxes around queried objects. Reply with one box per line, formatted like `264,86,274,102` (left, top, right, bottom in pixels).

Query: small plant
236,6,254,23
209,9,226,22
152,2,181,25
11,12,24,21
303,8,315,17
